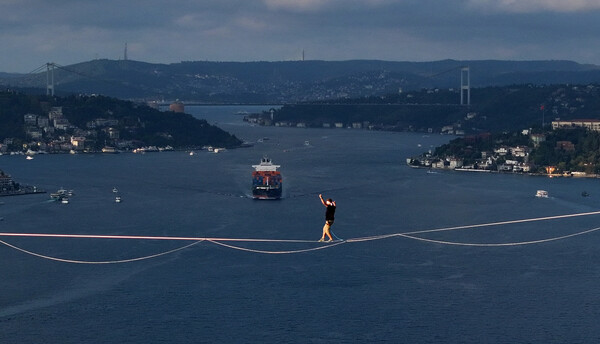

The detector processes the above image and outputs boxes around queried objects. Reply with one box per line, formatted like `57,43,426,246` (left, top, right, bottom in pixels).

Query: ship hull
252,186,282,200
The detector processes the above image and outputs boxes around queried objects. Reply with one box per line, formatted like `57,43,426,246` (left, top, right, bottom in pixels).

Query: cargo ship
252,157,282,200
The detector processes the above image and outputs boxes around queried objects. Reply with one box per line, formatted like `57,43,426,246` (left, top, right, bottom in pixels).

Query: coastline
412,164,600,178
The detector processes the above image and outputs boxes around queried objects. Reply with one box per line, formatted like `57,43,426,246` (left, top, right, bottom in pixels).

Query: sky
2,0,600,73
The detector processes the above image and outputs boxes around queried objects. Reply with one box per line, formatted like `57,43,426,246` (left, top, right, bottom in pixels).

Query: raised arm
319,194,326,206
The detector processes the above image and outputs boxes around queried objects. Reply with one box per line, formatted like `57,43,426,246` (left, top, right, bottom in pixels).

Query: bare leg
323,222,333,241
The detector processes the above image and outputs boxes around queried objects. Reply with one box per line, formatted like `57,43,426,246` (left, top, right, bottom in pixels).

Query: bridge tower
46,62,55,96
460,66,470,106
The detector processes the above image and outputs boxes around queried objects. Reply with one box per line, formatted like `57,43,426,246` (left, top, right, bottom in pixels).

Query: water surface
1,106,600,343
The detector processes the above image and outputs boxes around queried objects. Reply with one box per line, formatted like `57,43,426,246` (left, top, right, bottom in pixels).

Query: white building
552,119,600,131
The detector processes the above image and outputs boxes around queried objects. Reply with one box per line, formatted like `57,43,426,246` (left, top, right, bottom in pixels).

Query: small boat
102,146,119,154
189,151,195,156
535,190,549,198
26,156,34,160
115,196,121,203
61,197,69,204
582,191,590,197
112,187,118,193
50,188,68,200
304,140,310,146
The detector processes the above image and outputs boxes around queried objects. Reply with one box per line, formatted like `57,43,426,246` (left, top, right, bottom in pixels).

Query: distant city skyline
2,0,600,73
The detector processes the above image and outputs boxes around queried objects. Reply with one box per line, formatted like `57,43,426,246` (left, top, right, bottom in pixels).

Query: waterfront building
70,136,86,150
53,118,70,130
26,129,43,139
552,119,600,132
24,114,38,126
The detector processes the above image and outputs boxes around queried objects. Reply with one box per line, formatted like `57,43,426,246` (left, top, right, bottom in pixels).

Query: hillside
0,91,242,152
247,84,600,134
1,59,599,103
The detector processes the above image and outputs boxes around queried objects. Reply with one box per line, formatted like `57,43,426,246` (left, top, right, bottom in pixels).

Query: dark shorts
326,220,334,226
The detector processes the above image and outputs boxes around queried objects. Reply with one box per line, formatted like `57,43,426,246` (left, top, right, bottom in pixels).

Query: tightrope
1,209,600,263
0,239,203,264
207,239,346,254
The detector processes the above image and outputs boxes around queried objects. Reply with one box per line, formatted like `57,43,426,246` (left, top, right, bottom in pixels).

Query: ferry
252,157,282,200
101,146,118,153
132,146,159,153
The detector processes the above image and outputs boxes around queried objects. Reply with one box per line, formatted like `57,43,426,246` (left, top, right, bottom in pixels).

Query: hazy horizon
2,0,600,73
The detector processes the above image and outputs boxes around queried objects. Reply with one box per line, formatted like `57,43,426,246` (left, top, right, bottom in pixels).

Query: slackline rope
207,239,346,254
1,209,600,263
0,239,203,264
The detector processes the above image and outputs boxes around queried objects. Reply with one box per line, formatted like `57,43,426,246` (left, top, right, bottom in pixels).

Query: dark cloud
1,0,599,72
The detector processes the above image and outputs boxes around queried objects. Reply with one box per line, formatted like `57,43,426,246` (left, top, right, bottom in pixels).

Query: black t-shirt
325,204,336,221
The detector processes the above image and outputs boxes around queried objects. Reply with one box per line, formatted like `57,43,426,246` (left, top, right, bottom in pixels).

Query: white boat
61,197,69,204
112,187,118,193
102,146,118,153
50,188,68,200
189,151,194,156
115,196,122,203
535,190,549,198
26,156,34,160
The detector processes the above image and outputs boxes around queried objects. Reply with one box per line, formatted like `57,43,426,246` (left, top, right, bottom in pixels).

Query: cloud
467,0,600,13
1,0,600,72
261,0,398,12
262,0,334,12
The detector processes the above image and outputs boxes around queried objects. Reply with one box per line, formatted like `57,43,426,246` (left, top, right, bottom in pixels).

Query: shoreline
411,164,600,178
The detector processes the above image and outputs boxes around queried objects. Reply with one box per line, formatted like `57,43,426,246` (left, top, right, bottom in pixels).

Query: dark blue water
2,106,600,343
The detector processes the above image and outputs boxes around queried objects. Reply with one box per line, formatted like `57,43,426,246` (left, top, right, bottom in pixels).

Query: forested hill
1,59,599,103
0,91,242,151
254,84,600,134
